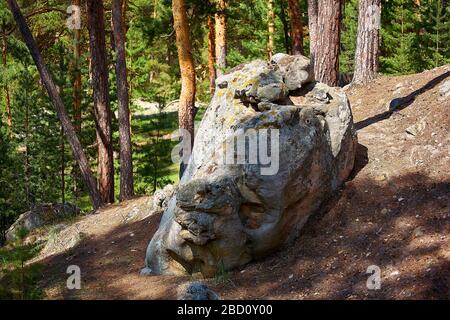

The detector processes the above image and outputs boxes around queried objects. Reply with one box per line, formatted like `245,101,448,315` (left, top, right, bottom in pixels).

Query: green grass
74,106,207,212
0,244,44,300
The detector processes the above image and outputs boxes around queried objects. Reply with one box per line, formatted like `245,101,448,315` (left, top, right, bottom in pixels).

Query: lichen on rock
144,54,358,277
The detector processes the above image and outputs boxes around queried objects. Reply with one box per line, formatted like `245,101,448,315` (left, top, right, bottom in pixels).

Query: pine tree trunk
61,126,65,203
215,0,227,76
267,0,275,60
352,0,381,84
307,0,318,60
288,0,304,55
279,0,291,54
86,0,115,204
314,0,342,86
2,33,12,130
112,0,134,201
25,92,30,205
72,0,82,134
207,15,216,94
172,0,196,177
6,0,104,210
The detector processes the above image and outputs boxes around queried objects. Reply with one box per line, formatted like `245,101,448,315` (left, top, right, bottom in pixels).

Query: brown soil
36,66,450,300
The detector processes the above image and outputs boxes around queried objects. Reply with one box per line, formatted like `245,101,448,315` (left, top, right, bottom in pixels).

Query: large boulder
6,203,80,242
144,54,357,277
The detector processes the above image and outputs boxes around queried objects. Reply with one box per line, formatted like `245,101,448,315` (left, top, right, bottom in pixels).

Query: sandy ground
35,65,450,300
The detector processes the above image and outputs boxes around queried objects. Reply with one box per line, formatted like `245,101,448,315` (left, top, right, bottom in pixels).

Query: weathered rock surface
150,184,176,214
177,282,220,300
145,54,357,277
6,203,80,242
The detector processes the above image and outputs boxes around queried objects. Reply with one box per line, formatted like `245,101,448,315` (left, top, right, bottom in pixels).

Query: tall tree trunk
172,0,196,178
314,0,342,86
86,0,115,204
307,0,318,61
267,0,275,60
112,0,134,201
59,46,66,204
72,0,82,134
61,125,65,203
279,0,291,54
5,0,104,210
2,33,12,130
207,15,216,94
215,0,227,76
288,0,304,55
25,91,30,206
352,0,381,84
71,0,82,197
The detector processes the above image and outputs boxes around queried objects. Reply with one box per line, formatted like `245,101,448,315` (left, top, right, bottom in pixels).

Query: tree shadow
355,71,450,131
209,172,449,300
24,172,450,300
33,211,191,300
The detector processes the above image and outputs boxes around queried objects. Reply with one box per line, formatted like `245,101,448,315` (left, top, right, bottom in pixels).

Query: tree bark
112,0,134,201
353,0,381,84
288,0,304,55
307,0,318,60
207,15,216,94
6,0,104,209
267,0,275,60
72,0,82,134
215,0,227,77
86,0,115,204
279,0,291,54
314,0,342,86
172,0,196,177
2,33,12,130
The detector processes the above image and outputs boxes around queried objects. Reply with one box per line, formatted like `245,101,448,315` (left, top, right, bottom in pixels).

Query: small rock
413,226,425,238
390,270,400,277
439,80,450,97
381,208,388,215
140,267,152,276
289,274,294,279
178,282,220,300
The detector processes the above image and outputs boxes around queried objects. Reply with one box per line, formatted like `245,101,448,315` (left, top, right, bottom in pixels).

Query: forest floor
10,65,450,300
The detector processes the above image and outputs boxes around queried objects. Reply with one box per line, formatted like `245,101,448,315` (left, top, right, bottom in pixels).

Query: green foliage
0,243,44,299
340,0,359,74
1,0,449,250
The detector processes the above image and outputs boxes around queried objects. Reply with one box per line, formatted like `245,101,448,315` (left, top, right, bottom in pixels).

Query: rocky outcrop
150,184,176,214
6,203,80,242
144,54,357,277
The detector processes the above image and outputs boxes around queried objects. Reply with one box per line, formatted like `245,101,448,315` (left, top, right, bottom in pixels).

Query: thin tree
307,0,318,61
314,0,343,86
172,0,196,177
1,32,12,129
352,0,381,84
267,0,275,60
112,0,134,201
72,0,82,134
86,0,115,204
207,15,216,94
279,0,291,54
6,0,103,209
215,0,227,76
288,0,304,55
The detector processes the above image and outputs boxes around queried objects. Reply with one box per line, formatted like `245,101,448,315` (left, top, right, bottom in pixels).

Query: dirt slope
36,65,450,300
